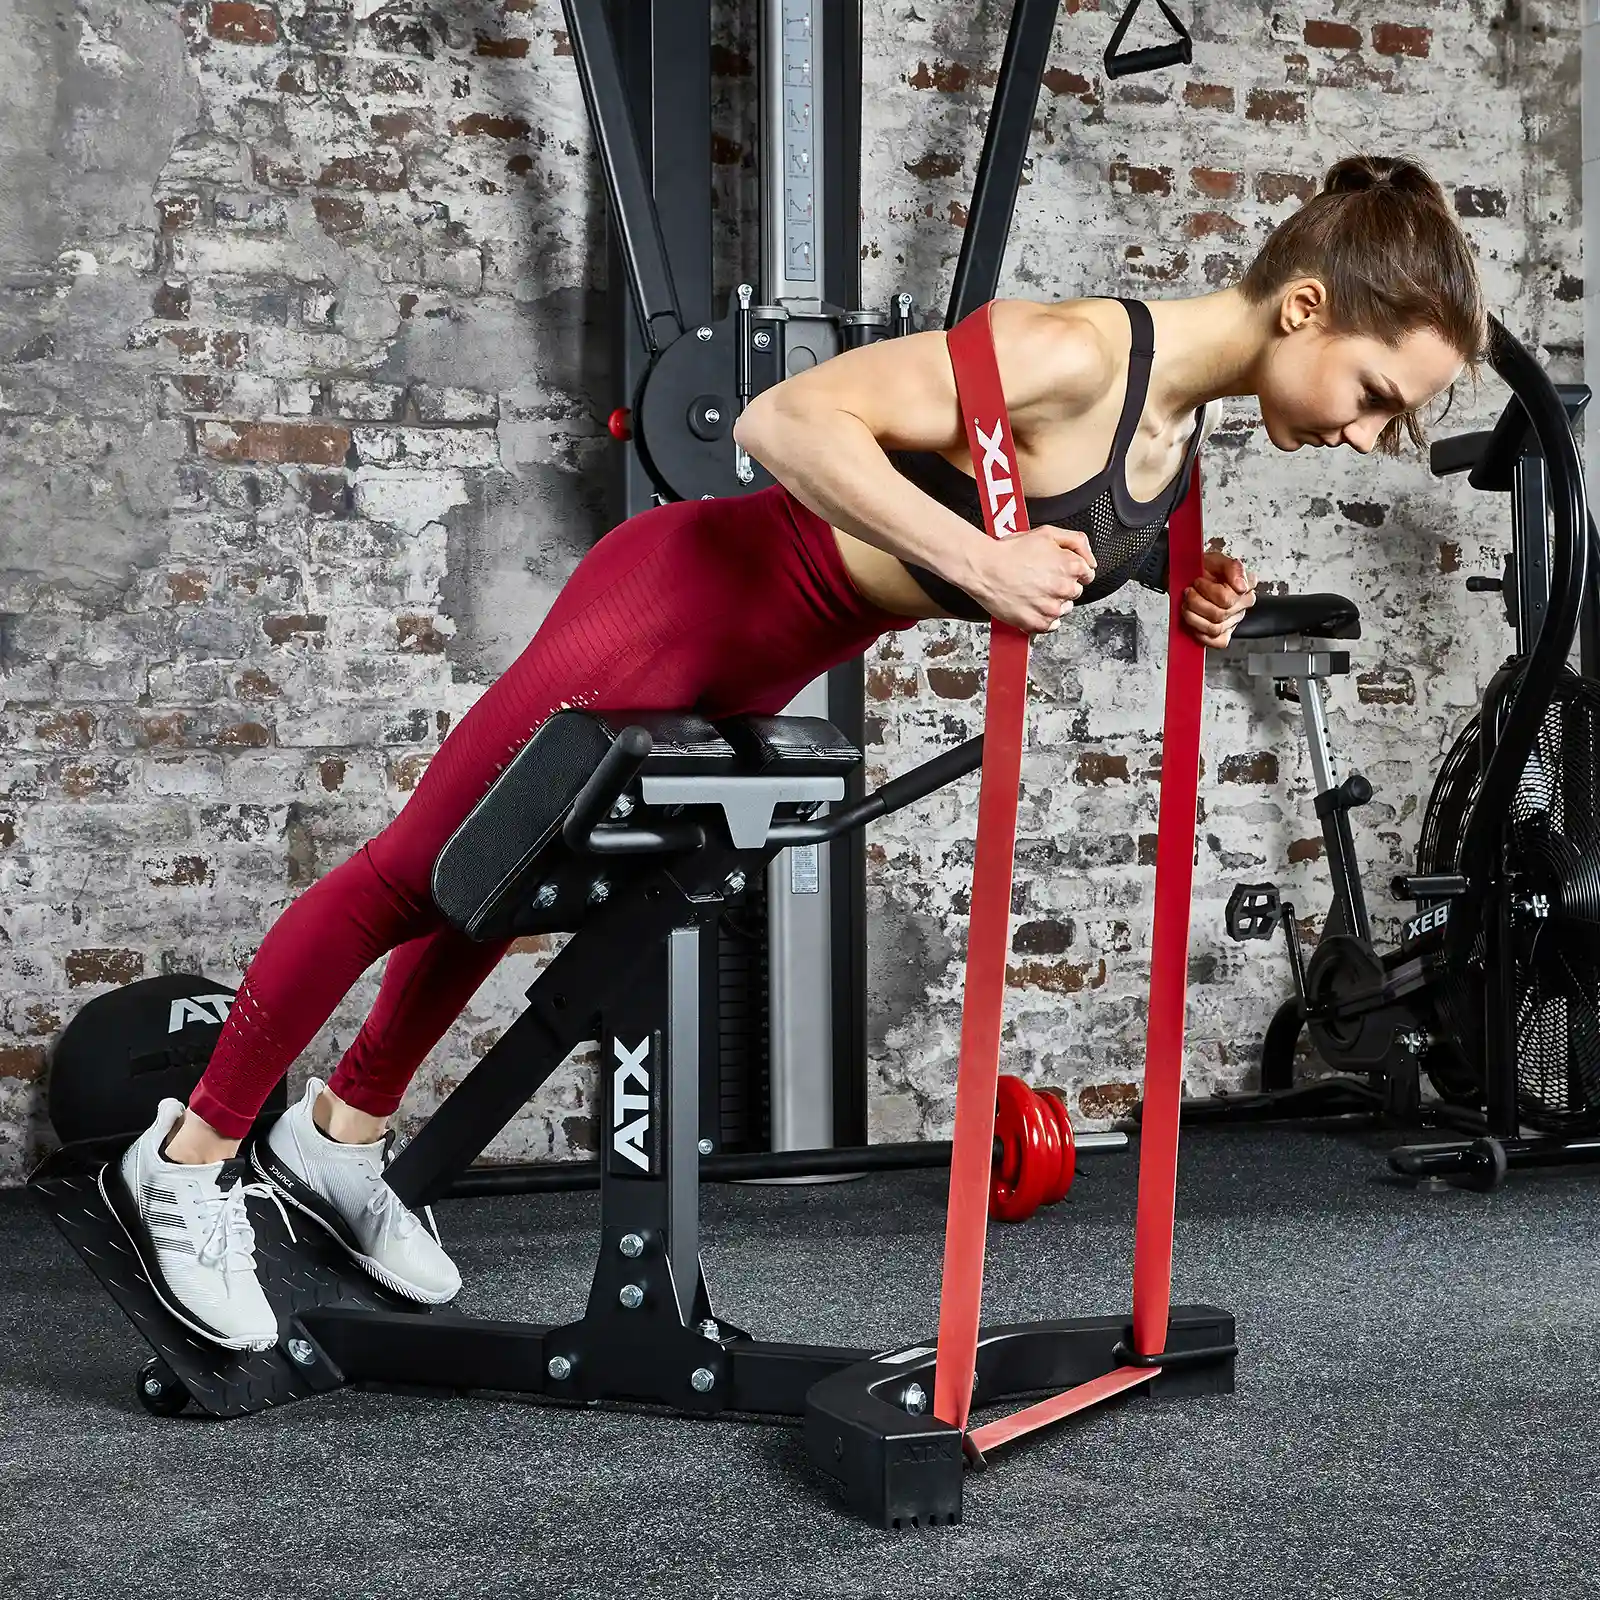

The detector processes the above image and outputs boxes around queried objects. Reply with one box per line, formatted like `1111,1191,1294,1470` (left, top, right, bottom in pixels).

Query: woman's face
1257,281,1466,454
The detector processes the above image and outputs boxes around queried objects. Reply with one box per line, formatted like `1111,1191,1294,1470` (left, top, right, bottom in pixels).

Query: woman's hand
965,526,1097,634
1182,550,1257,647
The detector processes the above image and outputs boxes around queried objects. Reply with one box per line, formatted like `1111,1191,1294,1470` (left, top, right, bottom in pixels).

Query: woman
111,154,1483,1351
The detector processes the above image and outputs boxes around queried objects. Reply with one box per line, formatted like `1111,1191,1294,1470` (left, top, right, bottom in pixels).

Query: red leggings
191,488,913,1138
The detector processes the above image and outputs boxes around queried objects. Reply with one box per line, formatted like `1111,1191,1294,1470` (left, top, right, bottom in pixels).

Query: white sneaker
105,1098,290,1353
251,1077,461,1305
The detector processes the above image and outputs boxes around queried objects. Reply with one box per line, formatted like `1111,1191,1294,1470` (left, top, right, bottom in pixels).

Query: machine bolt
695,325,713,341
287,1339,315,1367
724,870,747,896
534,882,558,909
587,877,611,906
619,1233,644,1258
690,1367,716,1394
753,330,773,350
143,1376,163,1398
698,1138,714,1156
903,1382,928,1416
619,1284,645,1310
608,793,635,820
547,1355,572,1381
698,1318,722,1341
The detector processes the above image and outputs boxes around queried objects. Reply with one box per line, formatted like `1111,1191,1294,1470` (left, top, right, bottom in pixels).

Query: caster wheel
1458,1136,1509,1193
136,1357,191,1417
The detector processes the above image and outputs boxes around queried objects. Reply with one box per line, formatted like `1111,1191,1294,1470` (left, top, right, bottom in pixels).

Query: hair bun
1322,154,1442,203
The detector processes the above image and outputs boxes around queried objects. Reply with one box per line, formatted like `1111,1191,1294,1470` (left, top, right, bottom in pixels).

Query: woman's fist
1182,550,1256,647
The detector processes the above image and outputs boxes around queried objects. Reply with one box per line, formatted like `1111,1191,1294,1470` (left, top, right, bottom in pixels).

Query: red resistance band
930,302,1207,1441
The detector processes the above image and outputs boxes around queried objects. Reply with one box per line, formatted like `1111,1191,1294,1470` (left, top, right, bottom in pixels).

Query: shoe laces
360,1131,440,1244
196,1175,296,1277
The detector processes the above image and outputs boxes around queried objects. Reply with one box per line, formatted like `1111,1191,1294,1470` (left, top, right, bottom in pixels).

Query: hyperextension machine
32,0,1239,1529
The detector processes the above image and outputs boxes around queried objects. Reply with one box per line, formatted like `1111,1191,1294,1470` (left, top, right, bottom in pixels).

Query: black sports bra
894,298,1204,621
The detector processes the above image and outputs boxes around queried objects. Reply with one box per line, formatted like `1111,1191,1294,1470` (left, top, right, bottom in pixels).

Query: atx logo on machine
611,1035,653,1172
168,994,233,1032
974,419,1021,537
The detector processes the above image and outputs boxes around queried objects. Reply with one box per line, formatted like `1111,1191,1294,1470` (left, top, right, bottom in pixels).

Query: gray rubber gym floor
3,1122,1597,1600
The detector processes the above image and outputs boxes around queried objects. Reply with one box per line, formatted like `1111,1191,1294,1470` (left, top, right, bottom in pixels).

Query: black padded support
431,710,737,941
716,714,861,775
1234,593,1361,641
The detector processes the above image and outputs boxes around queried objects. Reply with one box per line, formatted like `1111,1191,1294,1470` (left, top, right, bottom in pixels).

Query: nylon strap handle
931,302,1207,1435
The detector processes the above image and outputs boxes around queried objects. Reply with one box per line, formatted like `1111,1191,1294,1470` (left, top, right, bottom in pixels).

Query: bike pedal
1226,882,1281,941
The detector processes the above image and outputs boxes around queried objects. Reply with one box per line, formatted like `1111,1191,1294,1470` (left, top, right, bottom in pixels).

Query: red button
607,407,632,441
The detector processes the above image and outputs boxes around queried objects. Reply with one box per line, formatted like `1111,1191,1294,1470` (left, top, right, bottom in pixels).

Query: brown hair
1239,154,1486,453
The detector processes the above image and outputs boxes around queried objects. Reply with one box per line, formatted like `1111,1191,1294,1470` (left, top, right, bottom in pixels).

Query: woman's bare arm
732,300,1115,632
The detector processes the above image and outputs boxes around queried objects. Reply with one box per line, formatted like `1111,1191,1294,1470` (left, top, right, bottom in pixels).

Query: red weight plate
1037,1089,1077,1204
990,1075,1052,1222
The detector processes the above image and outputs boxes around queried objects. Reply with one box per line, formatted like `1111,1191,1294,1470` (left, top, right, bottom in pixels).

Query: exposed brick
1357,668,1415,706
197,419,350,465
906,151,962,182
1007,957,1107,994
216,722,272,747
1012,918,1074,955
1078,1081,1139,1119
1287,837,1325,863
1186,211,1246,240
1041,67,1097,102
0,1046,47,1082
263,614,328,646
35,711,95,750
1304,19,1361,49
451,113,533,141
1339,500,1385,528
1372,23,1429,57
156,192,203,232
208,2,277,44
313,195,365,235
1075,752,1129,784
908,60,979,93
1183,82,1235,111
150,856,214,887
1219,752,1279,784
1190,168,1243,200
397,615,448,653
1438,542,1461,574
167,571,209,604
371,111,431,142
0,815,14,849
236,667,278,699
475,33,530,56
318,757,347,791
1245,89,1305,124
1256,170,1315,204
927,667,982,700
66,949,145,988
318,153,405,192
1123,244,1189,282
1109,162,1173,197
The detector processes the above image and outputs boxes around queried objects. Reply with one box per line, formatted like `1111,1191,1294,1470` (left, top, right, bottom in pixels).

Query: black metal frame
33,708,1231,1527
1183,338,1600,1189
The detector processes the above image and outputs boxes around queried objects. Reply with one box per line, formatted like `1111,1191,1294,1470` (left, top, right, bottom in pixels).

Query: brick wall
0,0,1581,1182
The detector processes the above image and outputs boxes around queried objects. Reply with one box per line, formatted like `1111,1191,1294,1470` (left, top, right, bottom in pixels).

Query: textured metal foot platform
30,1146,427,1417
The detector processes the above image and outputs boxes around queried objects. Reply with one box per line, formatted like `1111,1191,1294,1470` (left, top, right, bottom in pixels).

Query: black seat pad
1233,593,1360,641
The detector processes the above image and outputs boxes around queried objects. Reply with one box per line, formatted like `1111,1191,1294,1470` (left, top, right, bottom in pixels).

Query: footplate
29,1144,427,1417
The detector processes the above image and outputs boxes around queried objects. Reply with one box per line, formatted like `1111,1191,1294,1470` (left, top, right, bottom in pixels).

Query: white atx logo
611,1035,651,1171
167,994,233,1032
974,419,1020,537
